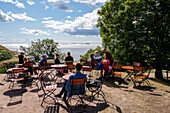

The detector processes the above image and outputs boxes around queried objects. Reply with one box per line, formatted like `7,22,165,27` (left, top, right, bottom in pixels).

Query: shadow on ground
44,100,122,113
3,88,27,106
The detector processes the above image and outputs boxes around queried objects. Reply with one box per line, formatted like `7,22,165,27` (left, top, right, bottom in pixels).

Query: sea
1,43,102,61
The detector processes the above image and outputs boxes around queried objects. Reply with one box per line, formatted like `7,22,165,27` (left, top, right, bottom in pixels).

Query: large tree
20,39,61,61
97,0,170,80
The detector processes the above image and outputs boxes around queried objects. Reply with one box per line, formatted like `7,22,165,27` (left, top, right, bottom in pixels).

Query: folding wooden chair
112,65,122,77
67,78,87,106
133,66,152,87
82,66,92,77
40,71,58,107
9,68,26,89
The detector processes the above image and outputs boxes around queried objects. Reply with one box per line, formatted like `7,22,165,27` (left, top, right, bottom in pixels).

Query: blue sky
0,0,107,44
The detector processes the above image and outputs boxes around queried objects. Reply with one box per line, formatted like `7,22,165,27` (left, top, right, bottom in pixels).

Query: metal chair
40,71,58,107
8,68,26,89
86,79,106,104
67,78,87,106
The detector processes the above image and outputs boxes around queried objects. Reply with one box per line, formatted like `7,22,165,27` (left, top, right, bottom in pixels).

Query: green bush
0,67,7,73
0,49,13,61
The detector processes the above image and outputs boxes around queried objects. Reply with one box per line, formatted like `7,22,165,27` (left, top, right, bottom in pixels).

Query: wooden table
51,64,67,69
7,67,29,72
62,73,74,80
15,64,23,67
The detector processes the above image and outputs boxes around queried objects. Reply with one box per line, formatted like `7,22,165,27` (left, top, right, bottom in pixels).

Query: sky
0,0,107,44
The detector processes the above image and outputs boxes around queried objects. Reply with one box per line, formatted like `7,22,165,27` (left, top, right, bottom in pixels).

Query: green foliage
0,67,7,73
80,46,104,60
0,45,13,61
20,39,63,61
97,0,170,79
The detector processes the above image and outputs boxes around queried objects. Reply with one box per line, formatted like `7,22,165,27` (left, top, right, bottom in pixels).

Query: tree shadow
149,78,170,86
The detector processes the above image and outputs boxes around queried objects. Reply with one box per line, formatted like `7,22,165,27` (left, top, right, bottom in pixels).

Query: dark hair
67,52,70,55
56,53,59,56
90,53,94,58
75,63,82,71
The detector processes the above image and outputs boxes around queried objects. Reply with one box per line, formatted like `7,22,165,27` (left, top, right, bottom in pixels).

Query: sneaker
54,94,61,98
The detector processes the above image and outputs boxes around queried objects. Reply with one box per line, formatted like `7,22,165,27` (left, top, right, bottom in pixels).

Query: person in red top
100,49,114,66
101,58,110,79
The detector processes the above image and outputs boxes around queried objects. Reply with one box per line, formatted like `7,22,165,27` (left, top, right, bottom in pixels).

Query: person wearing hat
33,54,47,75
94,51,102,62
18,52,24,64
38,54,47,66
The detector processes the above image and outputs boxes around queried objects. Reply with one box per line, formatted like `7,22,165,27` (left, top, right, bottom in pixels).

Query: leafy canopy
97,0,170,78
20,39,64,61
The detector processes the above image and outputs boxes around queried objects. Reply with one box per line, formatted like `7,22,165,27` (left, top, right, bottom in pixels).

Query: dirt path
0,73,170,113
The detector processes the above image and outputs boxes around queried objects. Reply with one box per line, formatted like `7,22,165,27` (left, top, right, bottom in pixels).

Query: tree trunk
155,62,163,80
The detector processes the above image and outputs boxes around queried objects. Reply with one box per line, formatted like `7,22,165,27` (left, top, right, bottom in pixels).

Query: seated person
94,51,102,62
102,58,110,78
55,63,87,101
54,53,61,64
33,54,47,75
65,52,74,62
23,58,34,75
96,60,104,80
90,53,96,68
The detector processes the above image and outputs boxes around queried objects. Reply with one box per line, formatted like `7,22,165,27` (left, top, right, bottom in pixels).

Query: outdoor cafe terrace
0,61,170,113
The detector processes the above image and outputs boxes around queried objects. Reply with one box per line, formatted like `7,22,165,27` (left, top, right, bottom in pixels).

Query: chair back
112,65,122,70
133,62,140,66
23,63,33,67
12,68,24,74
71,78,87,85
65,61,73,65
91,61,98,66
70,78,87,96
134,67,144,71
80,59,87,63
67,65,75,69
82,66,92,72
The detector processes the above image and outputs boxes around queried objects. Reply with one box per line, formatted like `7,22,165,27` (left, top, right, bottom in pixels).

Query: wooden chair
67,78,87,106
112,65,122,76
9,68,26,89
40,72,58,107
133,66,152,87
86,79,106,103
67,64,75,73
82,66,92,77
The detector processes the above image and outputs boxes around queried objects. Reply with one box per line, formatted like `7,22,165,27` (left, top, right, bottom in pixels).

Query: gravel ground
0,71,170,113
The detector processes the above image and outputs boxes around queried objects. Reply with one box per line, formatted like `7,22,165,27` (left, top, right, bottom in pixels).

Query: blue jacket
65,72,87,98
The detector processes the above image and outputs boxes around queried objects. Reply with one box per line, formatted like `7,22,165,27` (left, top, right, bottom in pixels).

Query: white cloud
43,17,52,20
47,0,70,3
42,9,100,36
72,0,107,5
27,0,35,5
8,12,36,21
20,27,50,36
40,1,49,10
78,10,82,12
0,10,14,22
67,16,71,18
0,0,25,8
